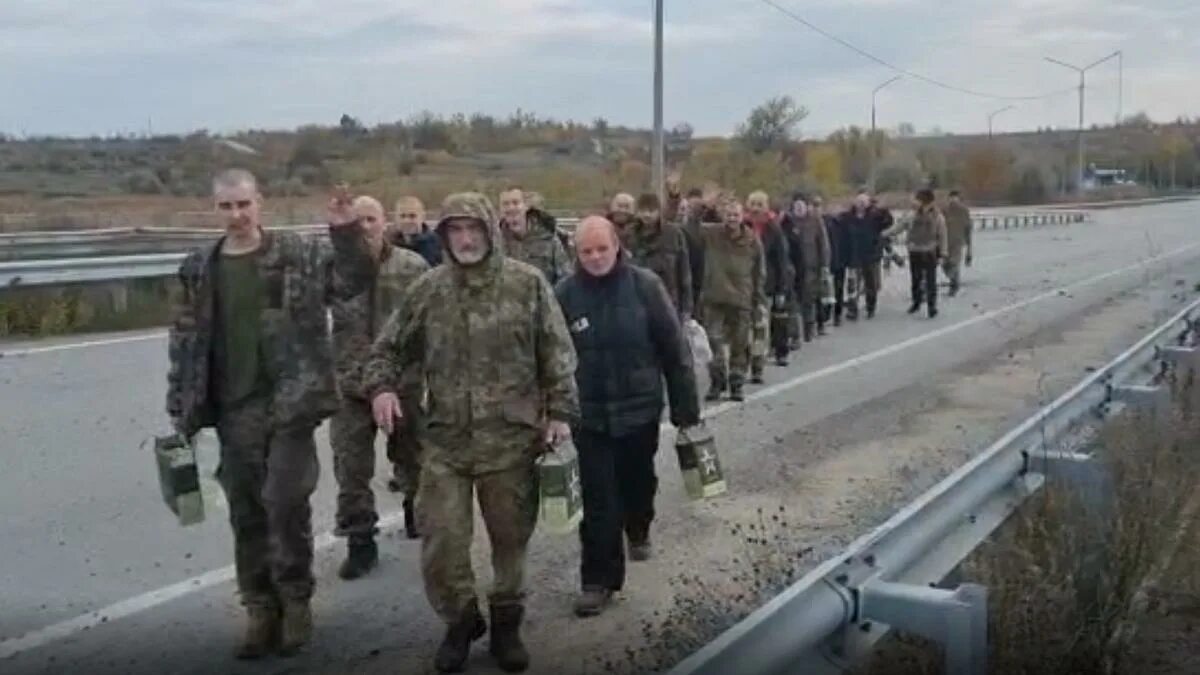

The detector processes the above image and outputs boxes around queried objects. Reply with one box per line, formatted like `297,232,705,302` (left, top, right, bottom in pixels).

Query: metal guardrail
0,211,1084,265
671,297,1200,675
0,211,1088,288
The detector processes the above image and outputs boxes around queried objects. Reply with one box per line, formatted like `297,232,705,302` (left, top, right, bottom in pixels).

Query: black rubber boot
907,302,921,315
337,535,378,580
803,322,815,343
729,377,745,402
435,600,487,673
403,498,420,540
489,604,530,673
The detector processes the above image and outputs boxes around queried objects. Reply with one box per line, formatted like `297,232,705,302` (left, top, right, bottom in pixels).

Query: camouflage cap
437,192,497,229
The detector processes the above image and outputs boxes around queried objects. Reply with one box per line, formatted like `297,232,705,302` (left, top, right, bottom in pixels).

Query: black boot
403,498,419,540
928,305,939,319
729,376,745,402
435,600,487,673
907,301,921,315
489,604,530,673
803,322,815,343
337,535,378,580
706,376,726,402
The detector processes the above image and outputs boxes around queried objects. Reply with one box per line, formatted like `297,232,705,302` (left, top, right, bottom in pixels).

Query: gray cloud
0,0,1195,137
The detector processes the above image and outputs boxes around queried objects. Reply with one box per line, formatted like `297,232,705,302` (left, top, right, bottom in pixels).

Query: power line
756,0,1078,102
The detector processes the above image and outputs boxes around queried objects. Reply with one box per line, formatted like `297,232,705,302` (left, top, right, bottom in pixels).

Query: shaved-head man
329,193,430,577
555,215,700,618
390,196,442,267
167,172,375,658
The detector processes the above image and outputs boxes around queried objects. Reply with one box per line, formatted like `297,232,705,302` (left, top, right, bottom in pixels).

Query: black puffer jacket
555,257,700,436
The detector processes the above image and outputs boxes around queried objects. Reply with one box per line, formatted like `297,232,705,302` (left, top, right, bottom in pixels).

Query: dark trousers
860,262,881,313
909,251,939,310
216,397,320,608
831,268,848,319
576,422,660,591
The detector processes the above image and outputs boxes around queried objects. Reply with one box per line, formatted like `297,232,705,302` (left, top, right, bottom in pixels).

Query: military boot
403,498,420,540
489,604,530,673
434,599,487,673
729,376,745,403
803,322,815,343
235,605,279,660
750,365,765,385
338,535,378,580
706,376,726,402
278,600,312,657
573,587,614,618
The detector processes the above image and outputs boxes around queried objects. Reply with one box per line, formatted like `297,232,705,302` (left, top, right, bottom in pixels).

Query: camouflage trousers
704,302,752,387
942,250,963,292
750,305,769,375
330,399,423,538
215,396,320,608
419,457,539,623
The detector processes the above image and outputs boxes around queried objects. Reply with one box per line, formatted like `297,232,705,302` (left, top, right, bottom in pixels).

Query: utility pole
1044,51,1121,195
988,105,1015,139
869,75,902,194
1116,50,1124,126
651,0,665,206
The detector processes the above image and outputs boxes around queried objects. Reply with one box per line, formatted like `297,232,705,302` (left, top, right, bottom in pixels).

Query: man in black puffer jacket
555,216,701,619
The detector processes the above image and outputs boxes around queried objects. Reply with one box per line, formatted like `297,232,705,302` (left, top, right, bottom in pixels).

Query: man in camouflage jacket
498,186,571,286
364,192,579,674
166,170,373,659
329,196,430,580
625,192,694,318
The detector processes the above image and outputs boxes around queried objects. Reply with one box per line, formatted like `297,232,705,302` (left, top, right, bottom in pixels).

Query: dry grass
0,281,172,338
856,377,1200,675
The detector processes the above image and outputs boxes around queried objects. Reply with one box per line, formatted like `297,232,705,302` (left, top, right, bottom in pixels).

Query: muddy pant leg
704,304,730,387
264,419,320,603
942,253,961,293
619,422,661,546
418,459,477,622
727,308,753,384
216,398,275,608
477,461,539,609
750,306,768,375
331,402,378,538
576,429,625,591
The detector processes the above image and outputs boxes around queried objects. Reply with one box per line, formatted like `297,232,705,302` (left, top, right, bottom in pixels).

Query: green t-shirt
215,249,265,408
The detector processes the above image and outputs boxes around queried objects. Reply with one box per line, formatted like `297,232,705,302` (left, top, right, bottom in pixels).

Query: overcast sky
2,0,1197,139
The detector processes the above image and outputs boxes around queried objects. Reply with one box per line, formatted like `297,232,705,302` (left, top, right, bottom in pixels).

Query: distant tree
804,144,844,196
962,146,1013,203
339,114,364,136
123,169,165,195
896,122,916,138
592,117,609,138
737,96,809,153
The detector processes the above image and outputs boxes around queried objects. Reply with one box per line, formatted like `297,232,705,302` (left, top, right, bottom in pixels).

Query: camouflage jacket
699,222,765,312
943,202,972,256
622,218,694,317
166,225,373,435
501,211,571,287
364,197,580,474
331,240,429,400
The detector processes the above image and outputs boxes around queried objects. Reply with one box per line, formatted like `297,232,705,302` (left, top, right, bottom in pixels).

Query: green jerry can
676,424,727,500
153,433,205,526
538,440,584,535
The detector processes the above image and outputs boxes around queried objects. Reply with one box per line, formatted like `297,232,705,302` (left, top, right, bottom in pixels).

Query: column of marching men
165,169,975,673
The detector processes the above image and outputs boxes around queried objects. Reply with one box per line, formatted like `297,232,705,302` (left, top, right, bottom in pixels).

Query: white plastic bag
685,318,713,367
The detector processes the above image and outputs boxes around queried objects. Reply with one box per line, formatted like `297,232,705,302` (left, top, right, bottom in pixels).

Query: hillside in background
0,108,1196,230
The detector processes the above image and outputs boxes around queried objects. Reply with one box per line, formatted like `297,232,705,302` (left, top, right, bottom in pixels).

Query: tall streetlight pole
651,0,665,206
988,105,1015,139
1116,50,1124,126
1044,51,1121,195
869,75,902,193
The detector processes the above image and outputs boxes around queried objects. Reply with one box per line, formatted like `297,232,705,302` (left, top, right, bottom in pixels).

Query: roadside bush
123,169,165,195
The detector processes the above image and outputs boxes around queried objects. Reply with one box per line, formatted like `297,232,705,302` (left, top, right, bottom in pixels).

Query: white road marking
0,330,166,357
2,240,1198,660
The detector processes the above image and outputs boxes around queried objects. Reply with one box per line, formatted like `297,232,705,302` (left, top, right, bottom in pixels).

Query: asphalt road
1,201,1199,674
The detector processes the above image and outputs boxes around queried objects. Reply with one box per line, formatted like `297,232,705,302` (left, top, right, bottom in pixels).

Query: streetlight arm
1083,50,1120,72
1044,56,1082,73
873,75,903,96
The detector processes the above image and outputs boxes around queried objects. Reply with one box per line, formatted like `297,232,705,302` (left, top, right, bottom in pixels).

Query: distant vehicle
1084,164,1136,190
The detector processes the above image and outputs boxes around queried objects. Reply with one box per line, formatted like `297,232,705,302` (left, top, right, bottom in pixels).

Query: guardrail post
857,580,988,675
